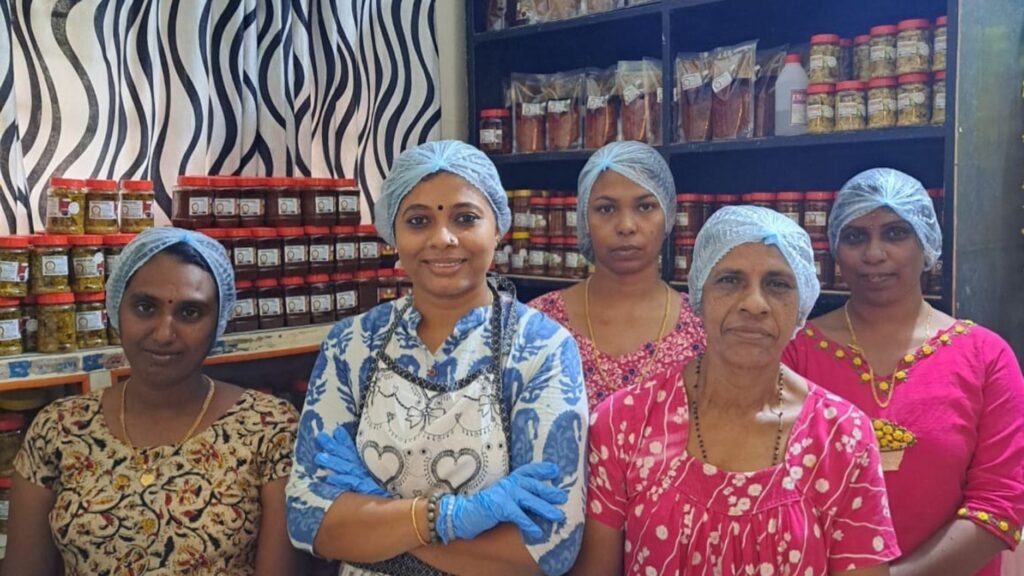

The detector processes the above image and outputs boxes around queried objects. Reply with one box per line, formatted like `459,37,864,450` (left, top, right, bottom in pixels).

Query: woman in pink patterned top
528,142,705,412
572,206,898,575
783,169,1024,575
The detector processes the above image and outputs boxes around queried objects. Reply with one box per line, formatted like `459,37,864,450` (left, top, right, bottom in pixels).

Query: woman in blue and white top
286,140,588,576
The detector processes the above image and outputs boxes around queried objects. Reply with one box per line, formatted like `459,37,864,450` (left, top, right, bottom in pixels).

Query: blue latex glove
437,462,567,543
314,426,389,497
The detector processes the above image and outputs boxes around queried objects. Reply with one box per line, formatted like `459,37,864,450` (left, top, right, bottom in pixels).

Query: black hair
161,241,216,278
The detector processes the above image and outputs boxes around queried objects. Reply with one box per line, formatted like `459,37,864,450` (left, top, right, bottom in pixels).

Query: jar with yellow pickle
36,292,77,353
869,25,898,79
119,180,156,233
806,84,836,134
0,236,30,298
75,292,108,349
897,73,931,127
84,179,120,235
931,70,946,125
932,16,947,71
46,178,87,235
867,77,898,129
0,298,22,356
21,295,37,352
30,235,71,294
835,81,867,131
69,235,106,293
896,19,931,75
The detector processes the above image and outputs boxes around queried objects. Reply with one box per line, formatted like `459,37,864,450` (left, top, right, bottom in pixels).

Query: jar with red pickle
335,179,361,227
255,278,284,329
302,178,337,227
333,226,358,273
209,176,240,228
511,190,532,232
279,227,309,277
306,226,335,276
227,228,257,280
172,176,214,229
333,272,359,319
307,274,335,324
548,198,566,237
675,194,702,237
356,225,381,271
253,227,282,279
266,178,302,227
479,109,512,155
281,276,310,327
529,197,548,235
812,241,834,289
803,191,834,240
356,270,379,313
776,192,804,226
237,177,266,227
673,237,695,284
233,280,259,332
377,269,398,303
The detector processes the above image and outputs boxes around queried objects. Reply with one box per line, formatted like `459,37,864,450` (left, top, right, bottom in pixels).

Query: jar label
566,252,580,268
233,298,256,318
513,213,532,228
41,254,69,276
549,253,563,267
278,197,301,215
336,290,357,310
781,211,800,225
868,97,896,114
869,45,895,62
75,310,106,332
235,247,256,266
310,244,332,262
807,104,834,120
675,256,688,270
88,200,118,220
259,297,282,316
935,93,946,110
676,212,689,227
586,95,610,110
0,318,20,341
532,215,547,230
285,245,308,263
106,254,122,277
258,248,281,267
360,241,379,259
336,242,357,261
935,36,947,55
189,197,211,216
493,248,510,265
815,261,823,276
315,195,336,214
510,250,526,271
214,198,238,216
566,210,577,228
838,102,866,118
311,295,333,313
528,250,546,266
0,260,29,283
711,72,733,94
121,199,154,219
239,198,264,216
480,128,502,145
73,255,104,278
522,102,545,117
338,195,359,213
622,85,643,104
805,211,828,227
286,295,309,314
809,54,825,71
47,197,81,218
547,99,572,114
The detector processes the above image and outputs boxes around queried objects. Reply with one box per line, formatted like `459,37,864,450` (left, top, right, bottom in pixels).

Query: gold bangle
410,496,429,547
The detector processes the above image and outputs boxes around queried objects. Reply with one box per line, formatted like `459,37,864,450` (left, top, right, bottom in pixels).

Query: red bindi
437,205,444,211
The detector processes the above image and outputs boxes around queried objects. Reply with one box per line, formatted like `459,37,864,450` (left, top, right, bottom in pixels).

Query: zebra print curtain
0,0,440,235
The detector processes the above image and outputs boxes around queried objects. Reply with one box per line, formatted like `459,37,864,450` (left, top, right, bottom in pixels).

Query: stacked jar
84,180,120,235
119,180,156,233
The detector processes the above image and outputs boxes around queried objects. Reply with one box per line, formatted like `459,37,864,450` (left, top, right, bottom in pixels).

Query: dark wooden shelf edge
472,1,668,44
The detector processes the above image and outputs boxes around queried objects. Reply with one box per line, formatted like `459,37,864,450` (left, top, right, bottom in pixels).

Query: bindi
437,205,444,211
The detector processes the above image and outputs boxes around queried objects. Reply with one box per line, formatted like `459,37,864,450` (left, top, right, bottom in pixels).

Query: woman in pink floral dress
572,206,899,575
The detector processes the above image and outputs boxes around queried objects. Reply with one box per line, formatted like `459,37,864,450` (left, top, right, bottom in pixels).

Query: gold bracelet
410,496,429,547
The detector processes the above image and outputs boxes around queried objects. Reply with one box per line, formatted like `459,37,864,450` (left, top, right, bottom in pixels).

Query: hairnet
106,227,236,340
690,205,819,330
828,168,942,270
576,141,676,261
373,140,510,246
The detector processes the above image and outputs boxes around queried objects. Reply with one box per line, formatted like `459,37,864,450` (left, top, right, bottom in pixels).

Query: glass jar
380,239,398,269
673,237,695,284
835,81,867,131
808,34,841,84
933,16,947,71
22,296,37,352
75,292,108,349
237,177,266,228
69,235,106,293
226,228,257,280
833,260,848,290
565,198,579,237
172,176,213,229
281,276,311,327
356,225,381,271
279,227,309,277
675,194,702,238
775,192,804,226
510,231,530,274
812,242,834,289
741,192,776,211
897,73,931,127
867,77,898,128
196,228,232,265
511,190,532,232
333,226,358,273
480,108,513,155
527,236,549,276
547,237,566,278
931,70,946,125
119,180,156,233
0,412,26,476
377,269,398,303
335,179,361,227
108,323,121,345
838,38,853,81
210,176,240,228
804,192,834,240
36,292,77,352
494,234,511,274
306,226,335,276
255,278,284,329
332,272,359,319
301,178,337,227
84,180,120,234
0,298,22,356
564,237,586,279
548,198,566,237
232,280,259,333
853,35,872,81
307,274,335,324
30,236,71,294
103,234,135,280
356,270,379,313
395,269,413,298
46,178,87,235
0,236,30,298
528,197,549,235
266,178,303,228
253,228,282,279
704,194,720,222
806,84,836,134
869,25,898,79
896,19,932,75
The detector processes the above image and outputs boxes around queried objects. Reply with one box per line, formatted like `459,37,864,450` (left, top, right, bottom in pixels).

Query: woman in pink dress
783,168,1024,576
572,206,898,575
529,142,704,413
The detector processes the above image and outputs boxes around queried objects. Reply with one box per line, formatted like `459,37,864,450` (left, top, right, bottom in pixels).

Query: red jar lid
717,195,741,204
562,236,578,246
306,274,330,283
236,280,254,289
529,236,550,244
208,176,239,188
0,298,19,307
550,237,566,246
329,178,358,189
868,77,898,88
0,476,11,489
356,225,377,235
936,16,947,26
870,25,898,36
839,38,852,48
676,194,702,202
393,267,408,277
742,192,777,202
898,73,930,84
69,235,105,246
807,84,835,95
480,108,510,118
304,226,331,235
0,236,30,248
50,177,86,188
103,234,136,245
928,188,944,198
280,276,305,286
836,80,865,92
854,34,871,45
32,234,69,247
37,292,75,305
332,225,357,234
805,191,836,201
276,227,306,237
811,241,830,250
196,228,229,239
332,272,354,281
810,34,840,44
85,179,118,191
121,180,153,192
528,197,549,206
700,194,717,203
356,270,377,279
254,278,279,288
898,19,931,31
776,191,805,201
251,227,278,238
0,412,25,432
378,269,394,278
225,228,252,238
674,237,696,246
236,177,266,188
934,70,946,81
75,292,106,303
264,177,289,188
177,175,213,187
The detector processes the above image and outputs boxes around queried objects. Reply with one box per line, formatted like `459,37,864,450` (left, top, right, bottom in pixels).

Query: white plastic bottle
775,54,809,136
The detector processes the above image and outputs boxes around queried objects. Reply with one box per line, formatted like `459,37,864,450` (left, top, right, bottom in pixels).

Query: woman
4,228,300,575
783,168,1024,576
530,141,704,411
573,206,899,575
286,140,588,576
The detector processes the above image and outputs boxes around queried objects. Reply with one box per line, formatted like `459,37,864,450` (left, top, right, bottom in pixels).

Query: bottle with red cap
775,54,808,136
47,177,87,235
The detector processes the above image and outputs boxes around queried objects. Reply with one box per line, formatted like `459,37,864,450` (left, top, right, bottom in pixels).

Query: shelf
0,324,332,386
473,1,667,44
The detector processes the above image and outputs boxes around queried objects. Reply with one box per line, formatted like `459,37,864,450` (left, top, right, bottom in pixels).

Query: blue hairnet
106,227,236,340
576,141,676,262
690,205,819,330
829,168,941,270
374,140,511,246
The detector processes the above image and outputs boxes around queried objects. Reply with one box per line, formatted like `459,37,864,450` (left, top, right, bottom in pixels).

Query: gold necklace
584,276,672,392
844,301,932,408
120,376,216,487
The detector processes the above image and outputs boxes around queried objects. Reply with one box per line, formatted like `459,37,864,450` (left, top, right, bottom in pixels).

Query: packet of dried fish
584,66,619,149
617,59,661,145
675,52,712,142
754,45,788,137
511,72,548,153
711,40,758,140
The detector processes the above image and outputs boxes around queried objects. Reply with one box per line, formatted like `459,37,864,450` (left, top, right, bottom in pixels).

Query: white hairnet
576,141,676,261
374,140,511,246
690,205,819,330
106,227,236,340
829,168,941,270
